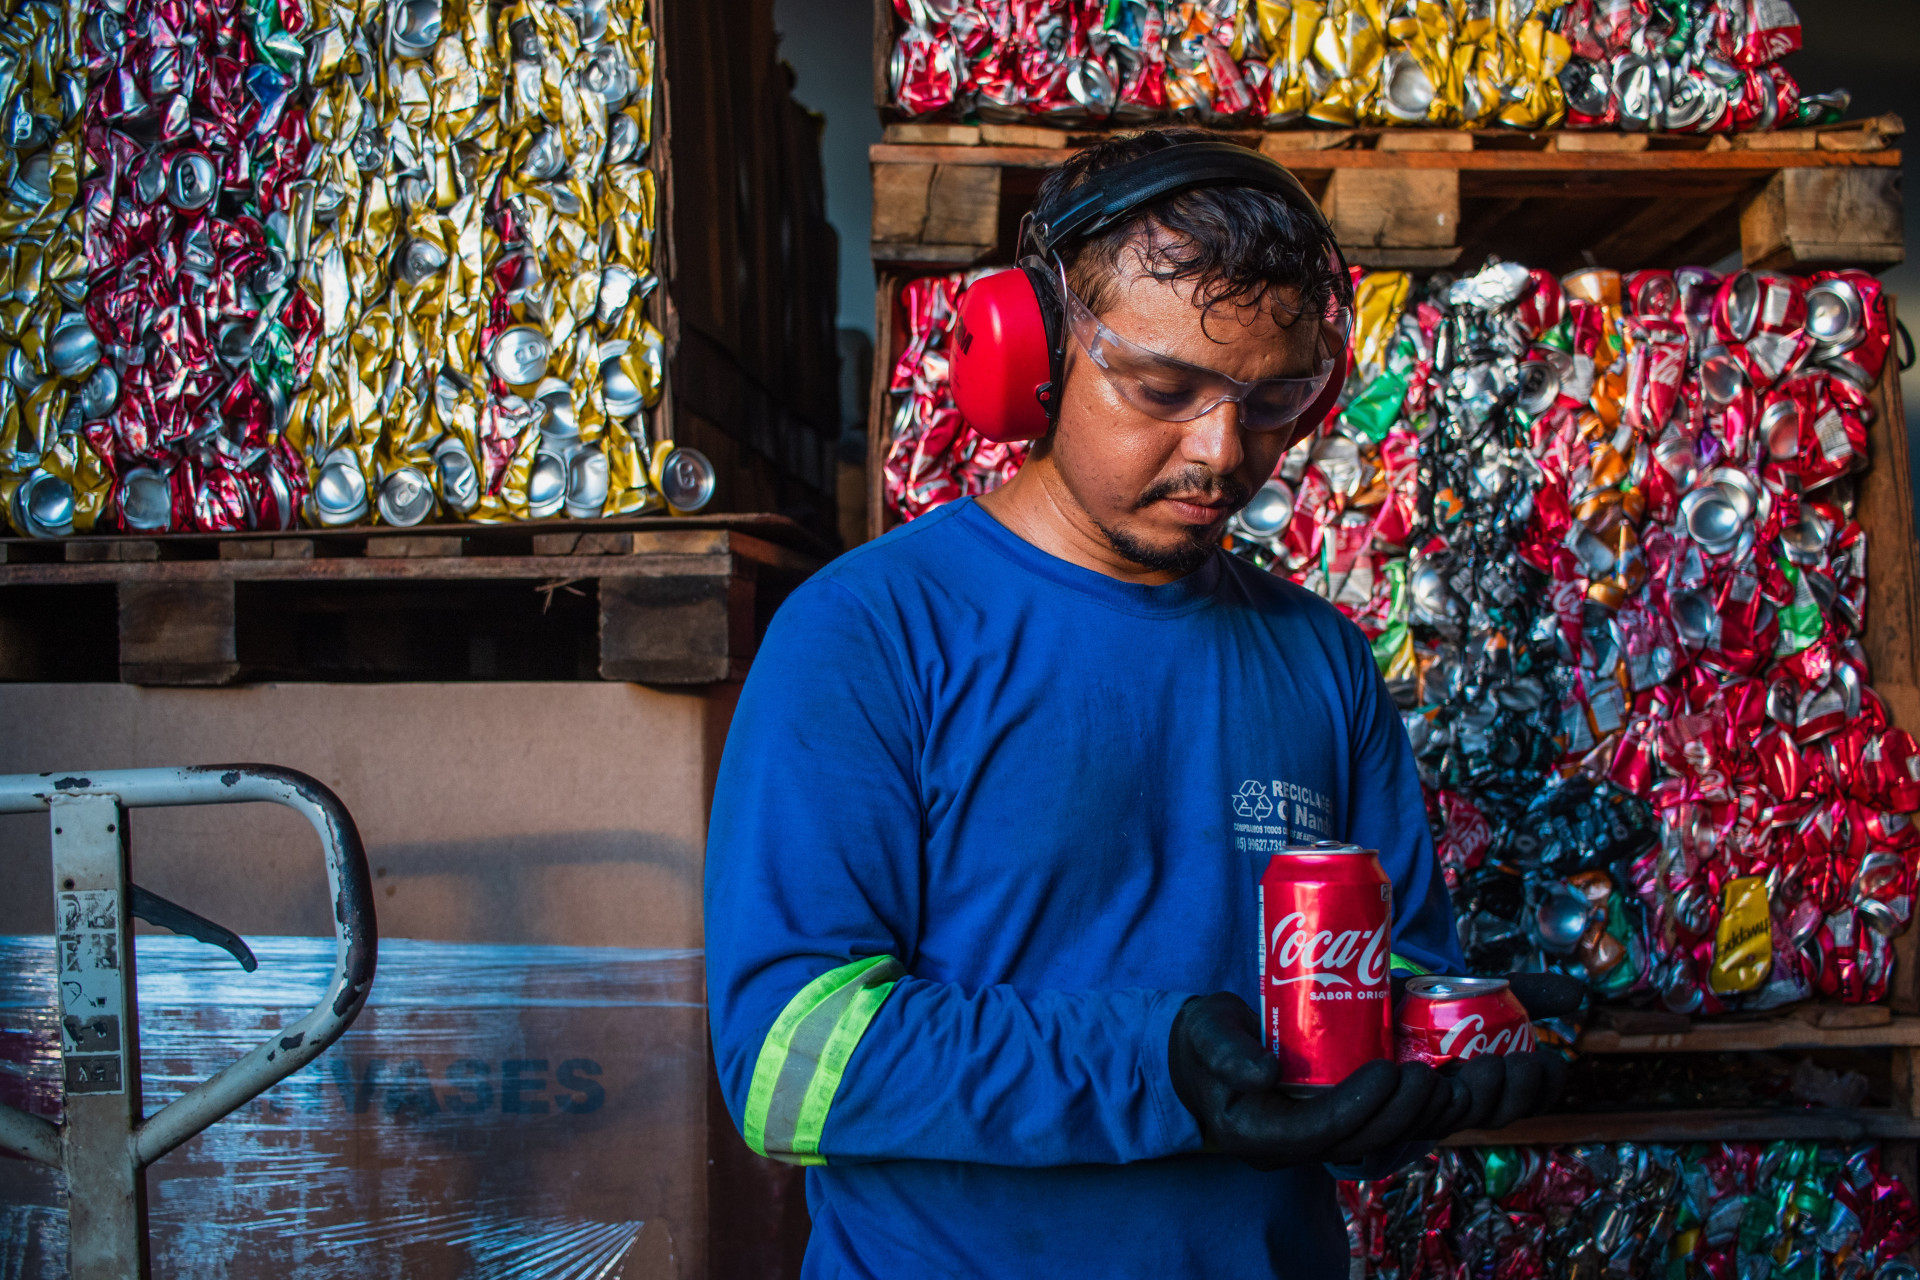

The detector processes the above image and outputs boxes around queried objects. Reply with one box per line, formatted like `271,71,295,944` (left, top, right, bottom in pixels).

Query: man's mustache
1135,468,1253,512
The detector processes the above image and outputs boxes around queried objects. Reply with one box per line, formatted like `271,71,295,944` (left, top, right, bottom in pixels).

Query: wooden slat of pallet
65,539,160,563
871,242,1005,266
871,162,937,240
886,123,984,145
535,530,675,556
1377,131,1475,152
1730,130,1819,152
534,528,821,574
1553,132,1650,152
0,526,824,686
219,538,316,561
873,141,1903,171
870,136,1902,273
1859,300,1920,738
1895,1050,1920,1118
873,120,1899,154
600,570,756,683
1857,299,1920,1017
979,122,1081,149
1576,1014,1920,1055
0,546,755,586
871,159,1004,266
1441,1108,1920,1147
1459,176,1764,207
362,535,466,558
1323,169,1458,253
867,274,905,544
1741,168,1907,268
118,581,238,686
2,514,832,561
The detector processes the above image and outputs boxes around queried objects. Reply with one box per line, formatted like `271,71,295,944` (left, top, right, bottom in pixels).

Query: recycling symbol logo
1232,780,1273,821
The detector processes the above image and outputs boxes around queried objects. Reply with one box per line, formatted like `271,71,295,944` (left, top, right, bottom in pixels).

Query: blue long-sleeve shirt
705,496,1465,1280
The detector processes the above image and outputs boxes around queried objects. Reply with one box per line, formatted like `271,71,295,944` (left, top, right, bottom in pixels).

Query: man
705,129,1572,1279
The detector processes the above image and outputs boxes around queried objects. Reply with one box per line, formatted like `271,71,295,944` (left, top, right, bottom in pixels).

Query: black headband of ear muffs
1026,140,1337,257
1018,140,1349,424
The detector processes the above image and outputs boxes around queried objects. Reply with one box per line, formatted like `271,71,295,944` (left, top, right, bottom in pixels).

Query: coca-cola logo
1267,912,1388,989
1436,1013,1537,1060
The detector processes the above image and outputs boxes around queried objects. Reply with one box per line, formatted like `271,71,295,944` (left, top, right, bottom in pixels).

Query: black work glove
1436,1050,1569,1136
1169,992,1465,1171
1387,970,1579,1140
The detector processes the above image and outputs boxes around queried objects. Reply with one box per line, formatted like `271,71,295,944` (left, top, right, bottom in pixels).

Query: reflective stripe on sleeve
1389,953,1430,975
742,955,905,1165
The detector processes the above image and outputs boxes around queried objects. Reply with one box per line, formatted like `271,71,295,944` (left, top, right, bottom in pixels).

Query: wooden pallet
654,0,844,522
0,518,826,686
871,114,1905,275
1442,1106,1920,1147
1577,1006,1920,1054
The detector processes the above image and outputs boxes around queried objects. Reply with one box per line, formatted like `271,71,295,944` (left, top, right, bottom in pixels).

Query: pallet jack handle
0,765,378,1280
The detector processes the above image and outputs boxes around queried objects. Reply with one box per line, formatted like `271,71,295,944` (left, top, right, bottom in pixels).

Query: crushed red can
1258,843,1393,1094
1393,975,1536,1067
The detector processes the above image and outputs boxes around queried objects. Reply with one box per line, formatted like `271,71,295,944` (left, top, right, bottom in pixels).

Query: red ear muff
951,268,1055,443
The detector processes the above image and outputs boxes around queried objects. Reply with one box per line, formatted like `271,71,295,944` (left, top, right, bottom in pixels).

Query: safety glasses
1050,258,1349,434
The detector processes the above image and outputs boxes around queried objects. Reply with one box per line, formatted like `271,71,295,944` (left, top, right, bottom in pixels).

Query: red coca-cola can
1624,269,1679,319
1513,269,1566,339
1393,975,1535,1067
1258,844,1393,1094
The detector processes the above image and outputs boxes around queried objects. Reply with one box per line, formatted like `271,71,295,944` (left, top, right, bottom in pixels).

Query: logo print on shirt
1232,780,1273,820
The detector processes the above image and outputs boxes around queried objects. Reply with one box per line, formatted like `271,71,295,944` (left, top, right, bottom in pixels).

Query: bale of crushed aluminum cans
0,0,703,537
0,0,311,538
1338,1143,1918,1280
0,3,98,539
887,0,1848,132
289,0,678,528
884,253,1917,1017
882,271,1030,521
1231,258,1915,1020
77,0,320,536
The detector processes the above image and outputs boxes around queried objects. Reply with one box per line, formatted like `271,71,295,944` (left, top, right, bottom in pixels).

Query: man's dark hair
1032,127,1349,328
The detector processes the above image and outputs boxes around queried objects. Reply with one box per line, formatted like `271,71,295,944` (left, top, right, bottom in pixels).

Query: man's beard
1092,468,1250,577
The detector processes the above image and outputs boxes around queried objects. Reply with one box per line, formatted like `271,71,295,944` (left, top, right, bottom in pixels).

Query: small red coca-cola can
1624,269,1678,319
1258,844,1393,1094
1393,975,1536,1067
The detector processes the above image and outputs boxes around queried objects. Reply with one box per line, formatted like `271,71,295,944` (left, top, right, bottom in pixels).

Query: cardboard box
0,681,804,1279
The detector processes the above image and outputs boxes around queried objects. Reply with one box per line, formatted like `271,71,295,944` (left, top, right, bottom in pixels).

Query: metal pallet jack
0,765,378,1280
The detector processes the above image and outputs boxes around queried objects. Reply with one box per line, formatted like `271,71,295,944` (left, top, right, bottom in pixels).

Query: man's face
1044,249,1326,576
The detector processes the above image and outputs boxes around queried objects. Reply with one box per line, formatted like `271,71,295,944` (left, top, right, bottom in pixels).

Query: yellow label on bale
1709,876,1774,995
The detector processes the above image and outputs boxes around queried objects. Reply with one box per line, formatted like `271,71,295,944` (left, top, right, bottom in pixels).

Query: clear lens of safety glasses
1056,265,1347,433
